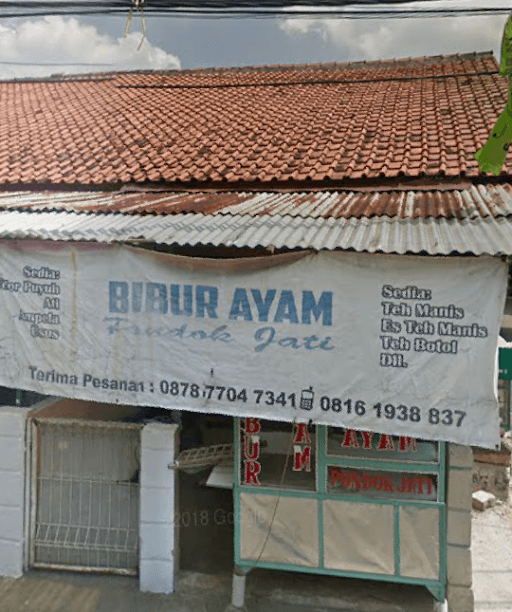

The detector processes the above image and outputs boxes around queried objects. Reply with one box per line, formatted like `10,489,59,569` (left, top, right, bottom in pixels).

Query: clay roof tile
0,51,503,187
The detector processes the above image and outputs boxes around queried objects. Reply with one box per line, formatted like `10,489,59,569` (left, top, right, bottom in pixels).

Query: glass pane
240,493,319,566
498,378,511,429
400,506,440,579
239,419,316,491
327,465,438,501
326,427,438,464
323,500,395,574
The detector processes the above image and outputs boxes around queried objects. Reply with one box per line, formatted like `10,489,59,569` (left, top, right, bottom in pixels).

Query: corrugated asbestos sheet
0,186,512,255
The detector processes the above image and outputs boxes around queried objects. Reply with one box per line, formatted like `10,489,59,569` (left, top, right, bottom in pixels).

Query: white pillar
139,422,179,594
0,406,29,577
434,599,449,612
231,572,247,607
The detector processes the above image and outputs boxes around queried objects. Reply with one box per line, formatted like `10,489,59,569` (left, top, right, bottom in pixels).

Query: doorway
30,418,141,575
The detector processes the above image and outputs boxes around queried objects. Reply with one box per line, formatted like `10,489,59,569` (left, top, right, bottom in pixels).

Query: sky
0,1,508,78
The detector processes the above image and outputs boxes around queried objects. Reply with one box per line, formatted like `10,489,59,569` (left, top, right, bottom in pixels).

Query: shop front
233,419,445,604
0,240,504,612
499,347,512,431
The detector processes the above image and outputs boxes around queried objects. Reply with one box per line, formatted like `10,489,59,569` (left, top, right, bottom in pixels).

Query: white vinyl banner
0,241,506,447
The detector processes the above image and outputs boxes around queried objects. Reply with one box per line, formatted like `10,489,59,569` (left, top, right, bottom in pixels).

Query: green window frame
233,418,447,603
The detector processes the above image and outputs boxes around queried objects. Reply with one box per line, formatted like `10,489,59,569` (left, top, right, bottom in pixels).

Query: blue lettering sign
146,283,167,314
196,286,218,319
274,290,299,324
229,288,253,321
109,281,128,313
302,290,332,326
251,289,276,322
170,284,193,317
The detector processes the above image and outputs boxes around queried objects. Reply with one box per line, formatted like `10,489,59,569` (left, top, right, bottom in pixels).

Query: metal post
223,568,249,612
232,572,246,607
434,598,448,612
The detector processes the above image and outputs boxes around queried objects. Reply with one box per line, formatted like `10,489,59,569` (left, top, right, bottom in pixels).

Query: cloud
278,2,509,62
0,15,180,79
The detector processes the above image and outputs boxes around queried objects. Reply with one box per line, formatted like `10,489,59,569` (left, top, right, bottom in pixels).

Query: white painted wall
0,406,30,577
140,422,179,594
0,402,179,587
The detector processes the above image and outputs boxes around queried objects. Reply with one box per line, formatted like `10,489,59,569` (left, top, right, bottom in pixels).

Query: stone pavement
0,566,435,612
1,499,511,612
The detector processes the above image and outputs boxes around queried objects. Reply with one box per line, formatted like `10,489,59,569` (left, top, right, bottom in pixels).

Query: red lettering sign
398,436,418,452
294,422,311,445
377,434,395,451
337,429,419,453
244,434,260,460
244,418,261,435
293,445,311,472
244,460,261,485
343,429,360,448
361,431,373,449
329,467,435,498
242,418,262,485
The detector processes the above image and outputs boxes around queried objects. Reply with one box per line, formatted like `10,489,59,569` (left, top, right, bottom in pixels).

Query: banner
0,241,506,447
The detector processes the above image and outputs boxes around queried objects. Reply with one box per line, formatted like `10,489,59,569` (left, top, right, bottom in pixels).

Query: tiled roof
0,52,505,187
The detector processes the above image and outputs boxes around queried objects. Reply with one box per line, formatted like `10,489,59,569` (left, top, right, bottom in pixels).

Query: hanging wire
251,420,297,566
124,0,146,48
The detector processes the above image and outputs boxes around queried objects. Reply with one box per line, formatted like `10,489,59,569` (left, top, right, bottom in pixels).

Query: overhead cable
0,1,510,19
0,8,510,19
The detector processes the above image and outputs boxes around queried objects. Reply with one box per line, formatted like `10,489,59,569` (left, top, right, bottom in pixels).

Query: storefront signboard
0,240,505,447
499,347,512,379
327,467,438,501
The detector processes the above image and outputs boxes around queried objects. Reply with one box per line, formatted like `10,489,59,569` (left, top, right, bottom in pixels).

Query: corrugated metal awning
2,184,512,220
1,208,512,255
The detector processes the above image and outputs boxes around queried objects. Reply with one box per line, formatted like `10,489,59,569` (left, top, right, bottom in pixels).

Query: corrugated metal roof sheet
1,208,512,256
2,184,512,220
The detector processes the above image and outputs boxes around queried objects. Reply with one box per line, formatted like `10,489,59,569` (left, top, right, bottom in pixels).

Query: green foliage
500,13,512,78
475,100,512,176
475,12,512,175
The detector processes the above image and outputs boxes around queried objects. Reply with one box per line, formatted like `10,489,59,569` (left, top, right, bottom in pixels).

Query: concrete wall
29,398,140,421
472,445,511,501
140,422,179,594
0,406,29,577
446,443,474,612
472,462,510,500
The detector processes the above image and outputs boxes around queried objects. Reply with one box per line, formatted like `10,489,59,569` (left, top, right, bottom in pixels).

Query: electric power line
1,0,497,7
0,1,509,19
0,60,116,66
0,8,510,19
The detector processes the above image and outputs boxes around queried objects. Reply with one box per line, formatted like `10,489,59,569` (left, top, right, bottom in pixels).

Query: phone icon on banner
300,386,314,411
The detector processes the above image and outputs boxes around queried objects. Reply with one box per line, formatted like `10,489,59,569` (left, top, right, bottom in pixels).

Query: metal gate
30,418,141,575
